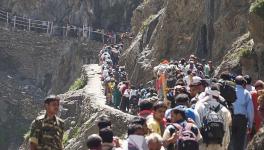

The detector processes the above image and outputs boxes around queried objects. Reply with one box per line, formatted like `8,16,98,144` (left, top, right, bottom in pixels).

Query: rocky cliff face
215,0,264,81
120,0,252,85
19,64,133,150
0,28,102,149
0,0,142,31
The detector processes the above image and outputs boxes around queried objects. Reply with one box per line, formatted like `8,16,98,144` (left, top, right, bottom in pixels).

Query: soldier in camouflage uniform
29,95,64,150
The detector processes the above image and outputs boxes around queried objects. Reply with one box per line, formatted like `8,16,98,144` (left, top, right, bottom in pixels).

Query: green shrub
250,0,264,20
239,47,252,58
69,78,86,91
72,127,81,138
63,132,69,145
140,15,155,32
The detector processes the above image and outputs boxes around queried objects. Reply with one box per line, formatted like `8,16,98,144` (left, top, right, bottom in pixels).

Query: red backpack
169,123,199,150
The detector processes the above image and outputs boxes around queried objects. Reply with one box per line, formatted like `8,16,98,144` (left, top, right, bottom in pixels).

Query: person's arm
193,110,201,128
162,129,178,147
28,120,41,150
247,92,254,129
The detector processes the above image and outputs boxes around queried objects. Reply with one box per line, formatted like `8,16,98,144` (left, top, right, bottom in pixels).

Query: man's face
255,86,264,92
45,100,59,115
154,107,166,121
189,86,199,97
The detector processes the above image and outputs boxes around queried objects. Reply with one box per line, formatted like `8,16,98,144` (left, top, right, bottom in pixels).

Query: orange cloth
251,91,262,132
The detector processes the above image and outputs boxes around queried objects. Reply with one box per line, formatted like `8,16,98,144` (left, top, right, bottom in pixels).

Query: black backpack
201,103,225,145
217,80,237,105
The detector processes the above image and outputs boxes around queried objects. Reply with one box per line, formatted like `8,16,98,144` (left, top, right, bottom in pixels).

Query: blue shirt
232,85,254,128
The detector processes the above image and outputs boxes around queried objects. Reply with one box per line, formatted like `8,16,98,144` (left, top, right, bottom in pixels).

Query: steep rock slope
0,28,102,149
121,0,251,84
19,64,133,150
216,0,264,80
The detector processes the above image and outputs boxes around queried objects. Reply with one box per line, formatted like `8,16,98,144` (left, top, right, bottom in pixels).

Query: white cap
190,76,202,86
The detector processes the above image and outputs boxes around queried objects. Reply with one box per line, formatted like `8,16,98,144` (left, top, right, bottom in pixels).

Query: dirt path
83,64,106,105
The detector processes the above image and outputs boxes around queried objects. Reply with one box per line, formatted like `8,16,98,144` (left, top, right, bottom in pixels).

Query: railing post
50,22,53,35
65,24,68,37
28,19,31,31
114,33,117,44
88,26,91,40
47,21,49,34
102,30,105,44
13,16,16,28
82,25,85,38
6,12,8,25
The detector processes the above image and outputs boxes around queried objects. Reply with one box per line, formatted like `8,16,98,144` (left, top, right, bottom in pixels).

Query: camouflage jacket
29,114,64,150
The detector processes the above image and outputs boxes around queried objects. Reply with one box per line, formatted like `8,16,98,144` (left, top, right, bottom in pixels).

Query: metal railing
0,9,121,44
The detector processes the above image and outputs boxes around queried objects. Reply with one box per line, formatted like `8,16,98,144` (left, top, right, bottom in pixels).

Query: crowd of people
96,43,264,150
27,43,264,150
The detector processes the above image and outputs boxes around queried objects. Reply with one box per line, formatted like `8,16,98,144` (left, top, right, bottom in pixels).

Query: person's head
255,80,264,91
97,115,111,130
205,84,221,99
171,105,186,123
187,70,192,75
220,71,231,80
44,95,60,116
130,117,148,135
127,123,145,136
174,85,186,96
175,94,190,106
208,60,212,67
139,100,153,111
99,128,113,143
146,133,163,150
180,58,186,65
197,65,203,71
175,79,185,86
153,101,167,121
189,76,203,97
235,75,247,87
201,59,206,64
86,134,102,150
244,75,252,85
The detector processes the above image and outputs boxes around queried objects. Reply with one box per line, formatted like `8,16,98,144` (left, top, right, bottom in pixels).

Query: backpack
217,80,237,104
168,123,199,150
201,102,225,145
